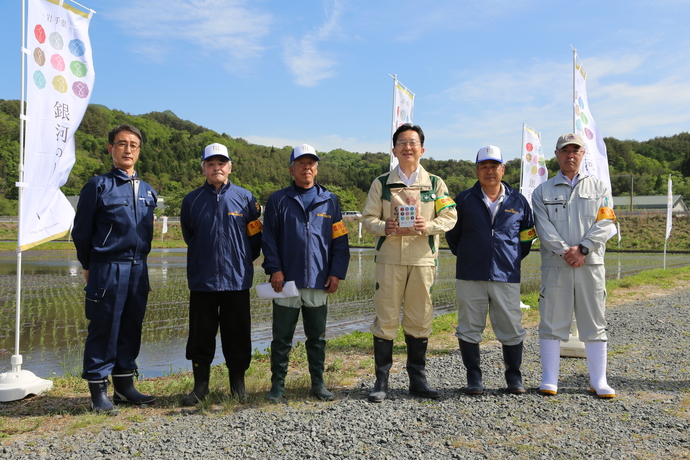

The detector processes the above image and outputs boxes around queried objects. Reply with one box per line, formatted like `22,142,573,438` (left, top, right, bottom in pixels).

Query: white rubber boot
539,339,561,395
585,341,616,399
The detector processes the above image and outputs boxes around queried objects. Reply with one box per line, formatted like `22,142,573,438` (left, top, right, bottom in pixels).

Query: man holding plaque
362,124,457,403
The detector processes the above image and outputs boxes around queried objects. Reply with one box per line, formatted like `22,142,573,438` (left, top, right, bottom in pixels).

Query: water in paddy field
0,248,687,378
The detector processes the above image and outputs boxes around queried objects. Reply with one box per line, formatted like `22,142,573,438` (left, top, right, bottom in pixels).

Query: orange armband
332,220,348,239
596,207,616,222
246,219,263,236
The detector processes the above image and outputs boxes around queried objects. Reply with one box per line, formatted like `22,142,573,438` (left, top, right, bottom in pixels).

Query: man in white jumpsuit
532,133,616,399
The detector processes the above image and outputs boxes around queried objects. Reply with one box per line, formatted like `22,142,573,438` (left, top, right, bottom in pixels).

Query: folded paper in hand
256,281,300,299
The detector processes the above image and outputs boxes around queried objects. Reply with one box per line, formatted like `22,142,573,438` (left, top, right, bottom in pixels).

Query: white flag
666,175,673,240
162,216,168,234
392,81,414,133
520,124,547,207
20,0,95,251
390,77,415,170
573,53,611,192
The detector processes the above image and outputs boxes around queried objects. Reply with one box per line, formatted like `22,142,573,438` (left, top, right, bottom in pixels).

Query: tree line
1,99,689,216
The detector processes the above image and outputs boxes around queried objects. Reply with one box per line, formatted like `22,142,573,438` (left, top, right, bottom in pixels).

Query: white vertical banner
519,124,547,207
664,174,672,269
162,216,168,234
21,0,95,250
666,175,673,240
573,51,611,192
390,75,415,170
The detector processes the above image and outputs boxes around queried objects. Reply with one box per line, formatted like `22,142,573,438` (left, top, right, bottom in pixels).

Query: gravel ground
3,289,690,459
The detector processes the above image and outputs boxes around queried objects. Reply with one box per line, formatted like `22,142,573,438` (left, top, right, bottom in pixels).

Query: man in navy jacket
73,124,157,414
262,144,350,402
446,146,536,395
180,143,262,405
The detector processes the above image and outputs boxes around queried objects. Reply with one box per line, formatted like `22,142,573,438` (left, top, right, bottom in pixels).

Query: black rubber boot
112,370,156,405
303,305,334,401
181,363,210,406
88,378,119,415
459,339,484,395
267,303,300,402
502,342,526,394
368,337,393,403
229,368,247,401
405,335,441,399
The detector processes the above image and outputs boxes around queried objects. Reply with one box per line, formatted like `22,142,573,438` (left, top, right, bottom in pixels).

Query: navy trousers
82,260,150,380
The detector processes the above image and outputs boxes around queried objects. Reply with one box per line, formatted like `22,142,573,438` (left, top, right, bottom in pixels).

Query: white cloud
593,78,690,140
245,133,387,155
424,51,690,161
109,0,272,72
282,0,346,87
282,37,337,87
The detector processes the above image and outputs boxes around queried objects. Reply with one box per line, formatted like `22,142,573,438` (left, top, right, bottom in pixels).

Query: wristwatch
578,244,589,255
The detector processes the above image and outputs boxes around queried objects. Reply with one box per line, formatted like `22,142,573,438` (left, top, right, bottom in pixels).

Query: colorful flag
519,124,547,207
390,76,415,170
573,52,611,192
666,175,673,240
20,0,95,250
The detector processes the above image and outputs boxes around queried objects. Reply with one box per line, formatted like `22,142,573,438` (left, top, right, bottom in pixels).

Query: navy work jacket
72,168,157,269
446,181,534,283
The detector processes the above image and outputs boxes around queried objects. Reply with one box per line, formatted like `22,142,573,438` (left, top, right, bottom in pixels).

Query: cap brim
294,154,320,161
558,142,584,149
203,154,230,161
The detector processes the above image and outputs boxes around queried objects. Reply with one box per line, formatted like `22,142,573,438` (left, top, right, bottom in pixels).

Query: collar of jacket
287,182,329,198
110,168,137,181
386,165,432,187
203,180,232,194
553,171,591,186
470,180,514,198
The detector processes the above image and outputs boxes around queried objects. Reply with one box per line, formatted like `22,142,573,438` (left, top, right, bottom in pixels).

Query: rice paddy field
0,248,688,378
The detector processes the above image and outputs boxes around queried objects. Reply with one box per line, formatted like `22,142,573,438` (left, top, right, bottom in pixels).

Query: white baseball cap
476,145,503,164
290,144,320,164
202,143,231,161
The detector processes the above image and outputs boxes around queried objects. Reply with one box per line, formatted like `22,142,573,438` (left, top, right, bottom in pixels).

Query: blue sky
2,0,690,163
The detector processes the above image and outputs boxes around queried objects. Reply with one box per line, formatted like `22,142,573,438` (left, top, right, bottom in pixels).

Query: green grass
606,265,690,290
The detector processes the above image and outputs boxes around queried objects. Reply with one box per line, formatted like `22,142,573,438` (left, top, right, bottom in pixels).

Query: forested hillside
1,99,689,216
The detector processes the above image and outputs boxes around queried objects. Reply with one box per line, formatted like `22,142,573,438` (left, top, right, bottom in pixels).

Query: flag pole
519,123,526,192
560,45,587,359
571,45,578,132
664,174,672,269
0,0,53,402
389,73,398,171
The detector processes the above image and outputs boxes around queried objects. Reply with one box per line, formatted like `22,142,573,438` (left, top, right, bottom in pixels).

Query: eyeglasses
558,148,582,156
112,141,141,151
395,140,421,147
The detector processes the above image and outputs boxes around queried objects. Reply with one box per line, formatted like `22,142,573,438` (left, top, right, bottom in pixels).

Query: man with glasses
445,146,535,396
532,133,616,398
262,144,350,402
362,124,457,403
73,124,157,414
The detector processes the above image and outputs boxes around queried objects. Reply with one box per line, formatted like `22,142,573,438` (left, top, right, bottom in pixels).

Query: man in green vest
362,124,457,403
